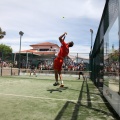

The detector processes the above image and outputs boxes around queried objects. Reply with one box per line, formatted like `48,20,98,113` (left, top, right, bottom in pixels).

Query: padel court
0,75,119,120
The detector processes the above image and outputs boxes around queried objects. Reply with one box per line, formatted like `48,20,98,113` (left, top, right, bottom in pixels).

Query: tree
0,44,13,61
0,27,6,39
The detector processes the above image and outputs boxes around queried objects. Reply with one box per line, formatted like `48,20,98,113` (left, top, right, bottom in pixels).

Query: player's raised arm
59,32,67,43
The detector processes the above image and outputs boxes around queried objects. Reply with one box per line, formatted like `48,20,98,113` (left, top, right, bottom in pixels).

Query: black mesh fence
0,52,90,76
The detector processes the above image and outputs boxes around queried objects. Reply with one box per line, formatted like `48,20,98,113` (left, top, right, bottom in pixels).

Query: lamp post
89,29,93,80
90,29,93,52
18,31,24,75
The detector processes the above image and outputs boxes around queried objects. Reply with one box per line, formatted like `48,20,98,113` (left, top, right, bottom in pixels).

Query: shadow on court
47,87,68,93
54,80,120,120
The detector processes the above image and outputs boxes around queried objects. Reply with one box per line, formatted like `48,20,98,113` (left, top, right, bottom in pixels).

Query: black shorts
79,72,84,75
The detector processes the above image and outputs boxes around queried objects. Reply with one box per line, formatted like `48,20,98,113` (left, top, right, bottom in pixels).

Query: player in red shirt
53,32,74,87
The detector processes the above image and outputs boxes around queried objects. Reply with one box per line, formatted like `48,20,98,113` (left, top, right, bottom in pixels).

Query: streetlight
89,29,93,80
19,31,24,52
18,31,24,75
90,29,93,52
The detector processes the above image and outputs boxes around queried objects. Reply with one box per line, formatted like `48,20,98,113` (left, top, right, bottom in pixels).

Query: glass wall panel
104,17,119,92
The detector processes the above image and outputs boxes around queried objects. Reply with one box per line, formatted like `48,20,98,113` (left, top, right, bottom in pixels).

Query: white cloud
0,0,105,54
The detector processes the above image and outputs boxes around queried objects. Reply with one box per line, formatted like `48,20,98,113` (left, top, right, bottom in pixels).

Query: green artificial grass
0,75,118,120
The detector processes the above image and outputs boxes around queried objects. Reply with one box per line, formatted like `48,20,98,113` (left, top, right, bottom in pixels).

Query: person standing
30,64,37,77
78,63,85,80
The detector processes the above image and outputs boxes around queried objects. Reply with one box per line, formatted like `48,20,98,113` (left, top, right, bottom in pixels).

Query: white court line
0,93,112,104
0,81,21,85
0,93,77,102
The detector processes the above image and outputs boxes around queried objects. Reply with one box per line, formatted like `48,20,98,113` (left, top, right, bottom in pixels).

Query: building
14,42,60,69
15,42,89,69
21,42,59,56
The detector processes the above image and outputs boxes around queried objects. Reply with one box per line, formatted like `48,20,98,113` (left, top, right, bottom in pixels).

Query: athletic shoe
60,84,64,87
53,82,60,86
78,78,80,79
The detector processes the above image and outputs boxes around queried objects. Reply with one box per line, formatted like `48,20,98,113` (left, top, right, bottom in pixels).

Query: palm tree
0,27,6,39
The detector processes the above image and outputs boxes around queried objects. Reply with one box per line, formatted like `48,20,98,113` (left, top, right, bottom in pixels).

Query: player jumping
53,32,74,87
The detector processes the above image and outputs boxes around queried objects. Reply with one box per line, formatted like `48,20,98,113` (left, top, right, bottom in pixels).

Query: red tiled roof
18,49,56,56
30,42,59,48
20,49,36,53
33,51,56,55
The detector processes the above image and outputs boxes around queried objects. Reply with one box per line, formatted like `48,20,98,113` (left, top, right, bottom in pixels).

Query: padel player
53,32,74,87
78,63,85,80
30,64,37,77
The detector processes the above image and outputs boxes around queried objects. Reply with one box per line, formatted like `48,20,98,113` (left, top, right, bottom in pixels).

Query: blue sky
0,0,105,57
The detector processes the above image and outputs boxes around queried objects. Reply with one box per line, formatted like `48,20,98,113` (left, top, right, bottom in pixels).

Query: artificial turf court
0,75,119,120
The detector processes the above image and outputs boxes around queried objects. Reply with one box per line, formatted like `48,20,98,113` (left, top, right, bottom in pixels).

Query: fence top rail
0,68,92,72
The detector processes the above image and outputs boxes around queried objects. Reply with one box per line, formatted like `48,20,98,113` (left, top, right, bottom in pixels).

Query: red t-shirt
58,41,69,58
